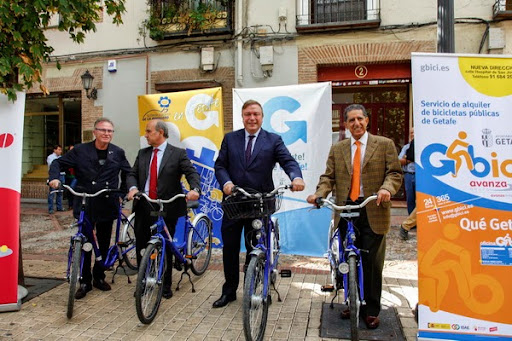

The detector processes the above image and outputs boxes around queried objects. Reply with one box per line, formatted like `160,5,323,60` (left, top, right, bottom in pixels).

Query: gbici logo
0,133,14,148
481,128,493,148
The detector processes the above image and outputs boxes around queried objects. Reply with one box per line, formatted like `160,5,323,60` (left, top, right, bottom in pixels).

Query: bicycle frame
138,193,207,285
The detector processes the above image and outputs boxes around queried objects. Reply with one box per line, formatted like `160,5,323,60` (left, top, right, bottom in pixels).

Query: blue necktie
245,135,255,163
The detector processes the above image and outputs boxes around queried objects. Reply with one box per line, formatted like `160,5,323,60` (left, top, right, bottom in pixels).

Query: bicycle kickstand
330,290,338,309
176,268,195,293
271,281,282,303
112,261,132,284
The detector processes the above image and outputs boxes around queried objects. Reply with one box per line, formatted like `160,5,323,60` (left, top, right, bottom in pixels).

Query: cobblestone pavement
0,203,418,340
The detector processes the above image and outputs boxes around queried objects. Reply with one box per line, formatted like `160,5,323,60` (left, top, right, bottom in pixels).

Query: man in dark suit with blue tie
212,99,305,308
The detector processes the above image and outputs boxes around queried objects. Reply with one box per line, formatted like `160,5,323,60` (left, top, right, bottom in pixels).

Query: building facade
22,0,512,198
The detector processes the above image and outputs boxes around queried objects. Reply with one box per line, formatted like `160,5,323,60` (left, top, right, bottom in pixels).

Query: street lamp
81,70,98,99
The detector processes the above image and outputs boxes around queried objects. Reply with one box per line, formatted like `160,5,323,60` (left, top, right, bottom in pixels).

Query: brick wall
297,40,436,83
21,181,48,199
151,67,235,132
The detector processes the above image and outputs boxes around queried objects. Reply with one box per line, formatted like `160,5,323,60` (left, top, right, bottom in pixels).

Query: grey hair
343,104,368,121
94,117,115,128
154,120,169,138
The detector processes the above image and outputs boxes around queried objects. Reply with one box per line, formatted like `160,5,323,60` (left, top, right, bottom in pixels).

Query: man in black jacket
49,118,131,299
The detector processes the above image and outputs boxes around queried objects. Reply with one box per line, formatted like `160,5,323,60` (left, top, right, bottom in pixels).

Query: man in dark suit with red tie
212,99,305,308
127,119,200,299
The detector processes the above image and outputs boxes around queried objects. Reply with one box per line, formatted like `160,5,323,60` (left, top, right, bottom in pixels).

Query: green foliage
0,0,126,101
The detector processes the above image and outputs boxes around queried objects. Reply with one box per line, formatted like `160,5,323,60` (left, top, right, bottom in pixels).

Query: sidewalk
0,204,418,340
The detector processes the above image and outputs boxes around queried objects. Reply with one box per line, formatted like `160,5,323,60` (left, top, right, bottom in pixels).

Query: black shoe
173,262,182,272
163,287,173,299
212,294,236,308
75,283,92,299
57,208,65,212
399,226,409,240
93,278,112,291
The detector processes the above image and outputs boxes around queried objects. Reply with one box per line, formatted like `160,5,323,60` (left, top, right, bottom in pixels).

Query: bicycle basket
222,193,282,219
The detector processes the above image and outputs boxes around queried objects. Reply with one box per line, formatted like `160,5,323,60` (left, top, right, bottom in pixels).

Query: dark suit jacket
126,143,200,217
48,141,131,222
314,133,402,234
215,128,302,193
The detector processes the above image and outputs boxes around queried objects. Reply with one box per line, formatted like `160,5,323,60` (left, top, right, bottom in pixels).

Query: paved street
0,203,418,340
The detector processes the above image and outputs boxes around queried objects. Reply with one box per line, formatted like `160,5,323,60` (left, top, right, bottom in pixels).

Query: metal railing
297,0,379,26
493,0,512,17
149,0,233,37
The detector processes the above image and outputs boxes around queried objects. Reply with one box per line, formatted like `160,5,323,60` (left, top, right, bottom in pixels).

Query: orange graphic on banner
417,192,511,324
445,131,474,177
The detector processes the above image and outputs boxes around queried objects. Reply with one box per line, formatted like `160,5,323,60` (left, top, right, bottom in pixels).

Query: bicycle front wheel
187,216,212,276
135,243,165,324
348,255,360,340
243,253,269,341
120,213,137,270
67,239,82,319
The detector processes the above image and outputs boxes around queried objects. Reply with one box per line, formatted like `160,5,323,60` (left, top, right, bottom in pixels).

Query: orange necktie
349,141,361,202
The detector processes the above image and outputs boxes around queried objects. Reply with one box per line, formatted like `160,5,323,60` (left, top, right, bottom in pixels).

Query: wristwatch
192,187,201,195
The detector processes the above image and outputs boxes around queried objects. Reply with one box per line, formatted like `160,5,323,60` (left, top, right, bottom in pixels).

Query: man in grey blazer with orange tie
213,99,305,308
307,104,402,329
127,119,200,299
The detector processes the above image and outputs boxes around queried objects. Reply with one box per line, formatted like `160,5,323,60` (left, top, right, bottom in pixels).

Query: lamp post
81,70,98,99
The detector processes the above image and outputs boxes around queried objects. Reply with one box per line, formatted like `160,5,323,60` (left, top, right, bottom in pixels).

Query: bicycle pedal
185,255,197,260
280,269,292,277
117,241,128,247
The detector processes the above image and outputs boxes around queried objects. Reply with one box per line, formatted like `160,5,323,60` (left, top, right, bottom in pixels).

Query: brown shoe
364,315,380,329
75,283,92,300
340,308,350,319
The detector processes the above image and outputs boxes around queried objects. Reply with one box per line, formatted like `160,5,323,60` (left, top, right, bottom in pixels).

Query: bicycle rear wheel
67,239,82,319
187,216,212,276
120,213,137,270
135,243,165,324
243,253,269,341
348,255,360,340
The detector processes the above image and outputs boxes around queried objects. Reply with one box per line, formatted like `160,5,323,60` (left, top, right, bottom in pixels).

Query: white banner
0,92,25,312
233,82,332,256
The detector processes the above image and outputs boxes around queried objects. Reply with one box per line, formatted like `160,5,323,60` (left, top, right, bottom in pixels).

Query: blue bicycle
134,192,213,324
221,185,291,341
60,185,137,319
317,195,377,341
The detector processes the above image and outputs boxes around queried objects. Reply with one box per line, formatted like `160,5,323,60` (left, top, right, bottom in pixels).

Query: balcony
296,0,380,33
147,0,233,40
493,0,512,18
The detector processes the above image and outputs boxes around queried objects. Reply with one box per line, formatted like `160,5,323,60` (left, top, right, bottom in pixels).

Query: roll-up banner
233,82,332,256
0,92,25,312
412,53,512,340
138,88,225,247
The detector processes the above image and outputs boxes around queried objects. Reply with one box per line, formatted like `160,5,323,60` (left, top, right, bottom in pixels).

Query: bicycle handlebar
55,184,116,198
231,184,291,199
317,195,378,211
136,192,186,204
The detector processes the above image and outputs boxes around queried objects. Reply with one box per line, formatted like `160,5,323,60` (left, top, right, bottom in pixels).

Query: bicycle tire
121,213,137,270
135,243,165,324
243,253,268,341
348,255,360,340
187,216,212,276
67,239,82,319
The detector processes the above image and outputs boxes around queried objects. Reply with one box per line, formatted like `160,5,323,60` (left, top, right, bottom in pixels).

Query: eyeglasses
95,128,115,134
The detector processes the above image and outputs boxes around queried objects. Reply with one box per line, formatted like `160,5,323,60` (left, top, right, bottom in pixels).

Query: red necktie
149,148,158,199
349,141,361,202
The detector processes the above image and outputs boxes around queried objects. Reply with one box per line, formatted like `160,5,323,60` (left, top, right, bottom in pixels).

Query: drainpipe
236,0,244,86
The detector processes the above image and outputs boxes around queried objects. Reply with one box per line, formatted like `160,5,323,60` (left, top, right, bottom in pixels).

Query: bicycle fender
147,236,163,246
249,248,264,258
191,213,209,226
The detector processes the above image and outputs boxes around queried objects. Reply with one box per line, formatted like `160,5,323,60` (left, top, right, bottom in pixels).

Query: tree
0,0,126,101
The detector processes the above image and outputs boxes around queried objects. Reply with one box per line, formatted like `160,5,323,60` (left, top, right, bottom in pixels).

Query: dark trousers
134,199,177,287
404,172,416,215
338,200,386,317
220,217,256,297
81,220,114,284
